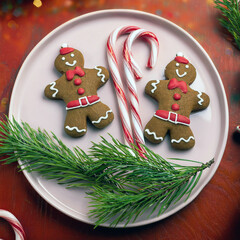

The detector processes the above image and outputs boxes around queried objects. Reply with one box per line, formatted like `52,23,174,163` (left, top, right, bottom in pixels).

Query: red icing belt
66,95,100,110
154,110,190,126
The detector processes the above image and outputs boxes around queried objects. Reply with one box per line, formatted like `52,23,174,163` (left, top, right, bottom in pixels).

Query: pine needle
215,0,240,49
0,117,214,227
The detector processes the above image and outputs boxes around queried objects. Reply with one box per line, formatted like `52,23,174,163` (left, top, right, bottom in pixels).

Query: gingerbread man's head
165,52,196,85
54,43,84,73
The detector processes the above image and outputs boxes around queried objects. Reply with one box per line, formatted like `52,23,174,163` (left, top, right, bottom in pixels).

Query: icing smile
65,60,77,67
176,69,187,78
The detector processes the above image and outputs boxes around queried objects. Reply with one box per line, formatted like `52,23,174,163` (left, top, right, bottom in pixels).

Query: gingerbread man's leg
169,125,195,150
64,109,87,137
144,117,169,144
88,103,114,129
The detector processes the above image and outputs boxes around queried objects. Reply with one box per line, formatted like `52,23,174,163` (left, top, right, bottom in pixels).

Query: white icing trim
145,129,163,141
151,80,160,93
66,96,100,110
92,110,112,124
65,126,86,133
197,91,204,105
61,43,68,48
154,112,190,126
49,82,58,98
65,60,77,67
85,96,90,105
176,69,187,78
171,136,194,143
176,52,184,57
94,66,106,83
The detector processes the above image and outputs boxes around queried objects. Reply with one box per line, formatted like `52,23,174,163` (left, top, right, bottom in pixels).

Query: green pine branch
215,0,240,49
0,117,214,227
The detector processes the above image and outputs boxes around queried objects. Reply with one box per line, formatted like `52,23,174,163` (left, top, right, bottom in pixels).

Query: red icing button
74,78,82,86
171,103,180,111
77,88,85,95
173,93,181,100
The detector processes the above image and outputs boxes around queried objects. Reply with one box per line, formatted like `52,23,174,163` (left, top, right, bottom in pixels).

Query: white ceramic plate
9,9,229,227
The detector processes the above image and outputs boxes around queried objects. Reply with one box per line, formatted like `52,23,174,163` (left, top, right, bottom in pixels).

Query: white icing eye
71,53,75,57
62,57,65,61
176,63,180,67
185,65,189,69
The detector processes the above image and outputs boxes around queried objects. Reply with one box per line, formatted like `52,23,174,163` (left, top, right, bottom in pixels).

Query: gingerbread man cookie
44,44,114,137
144,52,210,150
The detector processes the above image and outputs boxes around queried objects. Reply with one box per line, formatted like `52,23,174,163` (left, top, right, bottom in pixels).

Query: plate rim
8,9,229,228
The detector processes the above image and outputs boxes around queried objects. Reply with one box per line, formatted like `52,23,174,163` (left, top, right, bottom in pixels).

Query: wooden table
0,1,239,239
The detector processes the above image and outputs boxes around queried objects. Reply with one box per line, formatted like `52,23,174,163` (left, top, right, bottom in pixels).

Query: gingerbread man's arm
93,66,110,89
145,79,161,100
192,89,210,111
44,77,64,99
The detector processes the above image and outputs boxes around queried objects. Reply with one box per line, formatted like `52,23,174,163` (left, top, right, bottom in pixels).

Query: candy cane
125,31,159,81
0,209,25,240
107,26,141,147
123,29,159,152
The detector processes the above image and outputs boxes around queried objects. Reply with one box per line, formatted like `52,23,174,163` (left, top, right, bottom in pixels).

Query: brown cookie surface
44,44,114,137
144,53,210,150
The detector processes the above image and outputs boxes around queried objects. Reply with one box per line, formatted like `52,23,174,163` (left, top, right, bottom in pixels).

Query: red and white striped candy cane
123,29,159,152
125,30,159,81
107,26,141,147
0,209,25,240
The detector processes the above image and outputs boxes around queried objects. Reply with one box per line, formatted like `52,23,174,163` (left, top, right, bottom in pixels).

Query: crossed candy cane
107,26,159,153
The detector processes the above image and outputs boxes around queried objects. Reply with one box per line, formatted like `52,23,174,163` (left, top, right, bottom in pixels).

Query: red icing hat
60,43,74,55
174,52,189,64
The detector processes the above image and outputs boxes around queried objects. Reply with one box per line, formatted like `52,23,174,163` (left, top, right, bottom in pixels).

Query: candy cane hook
0,209,25,240
125,30,159,80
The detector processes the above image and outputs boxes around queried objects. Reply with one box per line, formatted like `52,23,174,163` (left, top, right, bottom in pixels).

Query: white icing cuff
151,80,160,93
94,66,106,83
145,129,163,141
171,136,194,144
197,91,204,105
49,82,58,98
65,126,86,133
92,110,112,124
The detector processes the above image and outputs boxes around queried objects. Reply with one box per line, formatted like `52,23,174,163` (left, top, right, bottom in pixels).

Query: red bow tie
168,78,188,93
66,66,85,81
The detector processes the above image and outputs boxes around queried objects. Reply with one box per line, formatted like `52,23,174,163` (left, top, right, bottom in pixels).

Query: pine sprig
215,0,240,49
87,138,213,226
0,117,214,227
0,118,102,188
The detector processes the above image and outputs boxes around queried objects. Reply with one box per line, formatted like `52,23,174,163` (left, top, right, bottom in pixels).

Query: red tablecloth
0,1,240,239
